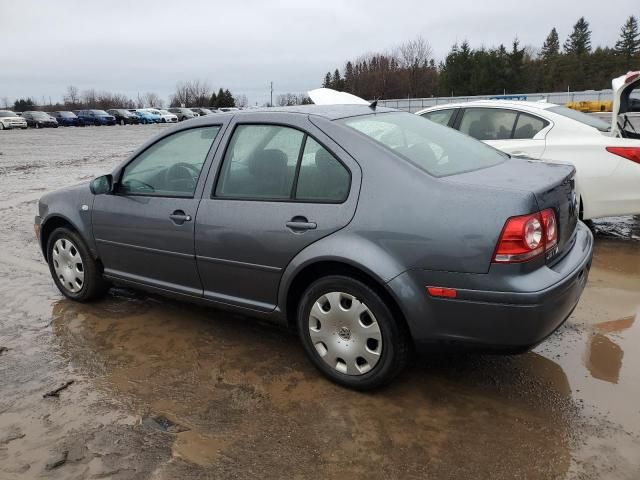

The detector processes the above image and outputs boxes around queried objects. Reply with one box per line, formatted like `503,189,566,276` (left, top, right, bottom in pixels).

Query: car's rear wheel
47,227,109,302
35,123,40,129
297,275,410,390
120,119,125,126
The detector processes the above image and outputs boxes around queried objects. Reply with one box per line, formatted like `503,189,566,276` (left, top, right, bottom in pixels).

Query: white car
416,72,640,220
0,110,28,130
144,108,178,123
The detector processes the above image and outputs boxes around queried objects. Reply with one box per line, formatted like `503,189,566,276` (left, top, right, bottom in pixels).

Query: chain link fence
377,90,615,113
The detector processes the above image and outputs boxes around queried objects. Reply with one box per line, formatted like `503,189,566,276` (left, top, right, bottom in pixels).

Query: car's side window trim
114,125,223,199
211,122,352,204
289,134,308,199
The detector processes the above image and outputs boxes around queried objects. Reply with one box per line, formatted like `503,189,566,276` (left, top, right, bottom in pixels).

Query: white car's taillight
606,146,640,165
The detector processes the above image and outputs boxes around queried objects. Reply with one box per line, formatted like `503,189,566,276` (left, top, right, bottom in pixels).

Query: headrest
249,149,288,177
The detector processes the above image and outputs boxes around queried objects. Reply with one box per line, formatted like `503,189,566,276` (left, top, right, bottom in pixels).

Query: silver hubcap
52,238,84,293
308,291,383,375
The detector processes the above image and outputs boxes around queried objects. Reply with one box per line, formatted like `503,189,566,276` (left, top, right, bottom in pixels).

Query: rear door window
459,108,518,140
215,125,304,199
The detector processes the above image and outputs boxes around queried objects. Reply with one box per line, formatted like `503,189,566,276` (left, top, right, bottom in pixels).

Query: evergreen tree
332,69,343,90
564,17,592,55
13,98,35,112
344,61,354,92
322,72,332,88
615,16,640,58
540,27,560,60
209,91,217,107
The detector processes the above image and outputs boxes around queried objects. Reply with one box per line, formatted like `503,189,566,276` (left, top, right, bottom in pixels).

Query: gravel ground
0,125,639,479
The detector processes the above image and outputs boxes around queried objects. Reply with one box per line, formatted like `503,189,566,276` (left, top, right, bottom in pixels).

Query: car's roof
421,100,558,112
240,104,396,119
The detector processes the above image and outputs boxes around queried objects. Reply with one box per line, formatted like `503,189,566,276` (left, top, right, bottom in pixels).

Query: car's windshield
338,112,506,177
58,111,76,118
200,109,213,114
547,106,610,132
91,110,109,115
0,111,17,117
31,112,51,119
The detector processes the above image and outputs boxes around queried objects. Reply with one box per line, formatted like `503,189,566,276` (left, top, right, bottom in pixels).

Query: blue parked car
133,109,162,124
51,111,80,127
77,110,116,126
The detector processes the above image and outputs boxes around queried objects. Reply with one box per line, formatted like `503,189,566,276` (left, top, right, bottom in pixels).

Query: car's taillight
493,209,557,263
606,146,640,165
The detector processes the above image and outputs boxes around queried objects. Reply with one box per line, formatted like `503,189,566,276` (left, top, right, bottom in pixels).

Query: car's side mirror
90,174,113,195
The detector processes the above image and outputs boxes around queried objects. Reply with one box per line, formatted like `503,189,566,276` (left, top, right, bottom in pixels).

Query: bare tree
0,97,9,109
170,80,212,107
396,36,432,69
81,89,97,107
234,94,249,108
276,93,312,106
64,85,80,107
143,92,163,108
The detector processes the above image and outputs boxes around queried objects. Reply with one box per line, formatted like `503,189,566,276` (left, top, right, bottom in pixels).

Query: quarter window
295,137,350,202
421,109,455,127
459,108,518,140
513,113,548,139
119,126,220,197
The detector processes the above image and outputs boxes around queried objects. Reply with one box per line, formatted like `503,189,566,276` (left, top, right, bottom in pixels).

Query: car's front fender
38,183,97,258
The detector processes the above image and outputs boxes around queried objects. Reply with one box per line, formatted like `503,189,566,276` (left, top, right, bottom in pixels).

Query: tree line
322,16,640,99
5,80,244,112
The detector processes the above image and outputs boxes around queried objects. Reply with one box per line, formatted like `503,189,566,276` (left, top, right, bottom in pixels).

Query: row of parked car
0,106,241,129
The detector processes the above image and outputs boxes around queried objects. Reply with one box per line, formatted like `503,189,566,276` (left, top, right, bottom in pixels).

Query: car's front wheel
297,275,410,390
47,227,109,302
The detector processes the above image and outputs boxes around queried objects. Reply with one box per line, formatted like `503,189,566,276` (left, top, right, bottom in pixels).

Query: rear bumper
387,222,594,351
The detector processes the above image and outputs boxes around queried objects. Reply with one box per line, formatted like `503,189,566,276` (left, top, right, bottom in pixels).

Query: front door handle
286,216,317,232
169,210,192,225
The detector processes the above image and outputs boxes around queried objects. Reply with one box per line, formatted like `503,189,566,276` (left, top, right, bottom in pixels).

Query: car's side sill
103,274,280,320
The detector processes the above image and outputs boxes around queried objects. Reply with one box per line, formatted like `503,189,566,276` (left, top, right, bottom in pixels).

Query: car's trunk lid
611,71,640,139
444,158,578,263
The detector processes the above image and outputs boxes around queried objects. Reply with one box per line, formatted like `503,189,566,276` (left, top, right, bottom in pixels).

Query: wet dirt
1,127,639,479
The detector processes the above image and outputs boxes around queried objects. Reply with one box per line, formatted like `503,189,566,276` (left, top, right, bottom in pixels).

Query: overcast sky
1,0,637,106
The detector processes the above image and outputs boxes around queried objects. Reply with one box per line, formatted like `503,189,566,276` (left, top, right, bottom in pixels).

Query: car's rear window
547,106,610,132
338,112,506,177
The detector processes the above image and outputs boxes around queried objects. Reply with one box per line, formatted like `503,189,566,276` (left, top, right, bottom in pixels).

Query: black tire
47,227,109,302
297,275,410,390
35,123,40,129
120,119,125,126
0,123,4,130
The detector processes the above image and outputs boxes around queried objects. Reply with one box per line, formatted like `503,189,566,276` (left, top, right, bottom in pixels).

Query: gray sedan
35,105,593,389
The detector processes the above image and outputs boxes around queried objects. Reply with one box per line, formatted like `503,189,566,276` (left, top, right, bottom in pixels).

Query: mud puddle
1,127,640,479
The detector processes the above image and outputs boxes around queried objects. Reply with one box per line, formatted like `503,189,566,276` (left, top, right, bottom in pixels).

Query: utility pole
270,81,273,107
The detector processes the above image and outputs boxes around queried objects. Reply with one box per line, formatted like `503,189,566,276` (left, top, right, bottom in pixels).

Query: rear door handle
286,216,317,232
169,210,192,225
